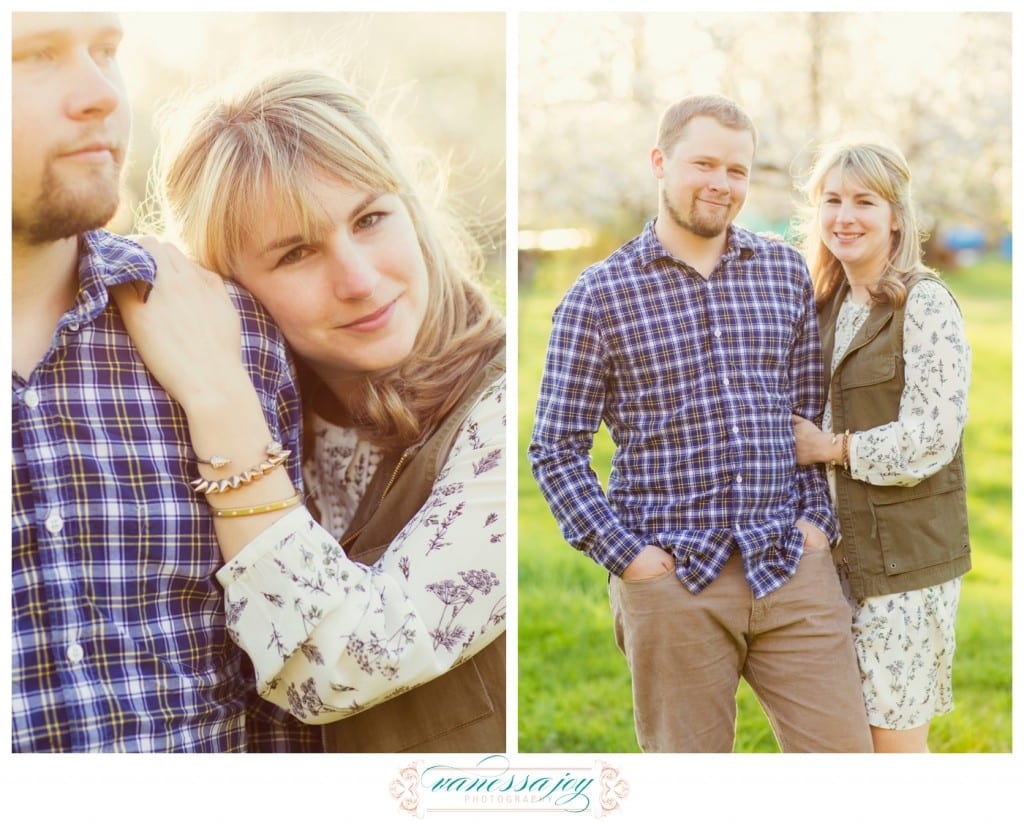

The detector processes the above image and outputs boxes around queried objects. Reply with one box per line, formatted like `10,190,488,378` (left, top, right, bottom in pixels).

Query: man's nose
65,50,122,121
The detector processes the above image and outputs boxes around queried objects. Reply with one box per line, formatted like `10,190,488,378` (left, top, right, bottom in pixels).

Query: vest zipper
341,447,414,551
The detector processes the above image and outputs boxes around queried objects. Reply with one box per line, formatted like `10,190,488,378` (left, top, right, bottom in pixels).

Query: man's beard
662,189,731,240
13,156,122,245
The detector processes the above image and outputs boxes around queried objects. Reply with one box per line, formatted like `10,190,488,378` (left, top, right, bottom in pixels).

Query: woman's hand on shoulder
111,236,249,413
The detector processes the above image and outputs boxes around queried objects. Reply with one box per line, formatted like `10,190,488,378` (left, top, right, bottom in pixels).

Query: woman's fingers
129,234,225,291
110,238,245,408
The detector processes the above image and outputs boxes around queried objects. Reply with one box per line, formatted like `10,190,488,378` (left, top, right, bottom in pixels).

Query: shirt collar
637,219,759,270
76,229,157,321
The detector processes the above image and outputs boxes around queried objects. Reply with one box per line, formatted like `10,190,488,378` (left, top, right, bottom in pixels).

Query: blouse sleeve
214,375,506,724
848,280,971,486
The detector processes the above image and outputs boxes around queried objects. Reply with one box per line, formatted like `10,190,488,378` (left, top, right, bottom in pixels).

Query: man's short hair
656,94,757,155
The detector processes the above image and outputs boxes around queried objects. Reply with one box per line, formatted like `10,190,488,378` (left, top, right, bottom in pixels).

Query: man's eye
20,48,56,63
94,43,120,62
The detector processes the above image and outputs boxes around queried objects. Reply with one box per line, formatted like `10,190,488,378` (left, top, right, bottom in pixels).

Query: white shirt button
714,330,722,338
23,389,39,408
45,510,64,534
68,322,80,332
66,643,85,664
736,474,743,484
732,425,740,434
723,377,730,386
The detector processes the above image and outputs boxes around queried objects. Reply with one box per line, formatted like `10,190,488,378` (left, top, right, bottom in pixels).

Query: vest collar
821,282,897,381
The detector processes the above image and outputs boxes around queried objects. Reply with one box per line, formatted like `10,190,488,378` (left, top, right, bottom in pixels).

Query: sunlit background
518,11,1012,279
114,12,505,282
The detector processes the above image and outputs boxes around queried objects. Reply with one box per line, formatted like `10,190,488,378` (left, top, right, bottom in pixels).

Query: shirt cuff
592,528,651,577
215,506,315,586
798,509,839,545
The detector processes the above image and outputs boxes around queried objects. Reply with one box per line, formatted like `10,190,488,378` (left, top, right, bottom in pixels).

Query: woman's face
818,166,899,280
233,173,429,388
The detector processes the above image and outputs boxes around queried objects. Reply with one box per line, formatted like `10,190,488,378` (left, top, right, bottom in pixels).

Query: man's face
12,13,130,245
653,116,755,241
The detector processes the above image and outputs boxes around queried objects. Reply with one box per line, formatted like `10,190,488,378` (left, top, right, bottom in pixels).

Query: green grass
517,255,1012,753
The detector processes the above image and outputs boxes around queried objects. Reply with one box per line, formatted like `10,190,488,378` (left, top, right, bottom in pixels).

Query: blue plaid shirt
12,230,321,752
529,221,837,598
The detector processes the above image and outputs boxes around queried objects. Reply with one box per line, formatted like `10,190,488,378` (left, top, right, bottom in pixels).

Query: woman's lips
341,299,397,332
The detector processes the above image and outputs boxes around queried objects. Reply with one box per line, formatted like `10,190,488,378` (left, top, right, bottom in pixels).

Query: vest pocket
323,635,505,752
871,486,970,577
840,351,897,388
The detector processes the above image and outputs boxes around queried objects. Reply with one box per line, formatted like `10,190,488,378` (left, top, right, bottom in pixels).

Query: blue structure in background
942,226,987,252
935,225,1011,267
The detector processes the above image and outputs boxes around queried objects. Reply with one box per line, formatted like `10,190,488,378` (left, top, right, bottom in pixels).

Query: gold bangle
841,430,851,470
209,492,303,519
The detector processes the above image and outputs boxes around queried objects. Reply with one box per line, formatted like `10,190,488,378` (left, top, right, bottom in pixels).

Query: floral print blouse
214,375,506,723
823,279,971,488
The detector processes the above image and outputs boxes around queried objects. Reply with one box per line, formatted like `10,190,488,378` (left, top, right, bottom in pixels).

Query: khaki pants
608,547,872,753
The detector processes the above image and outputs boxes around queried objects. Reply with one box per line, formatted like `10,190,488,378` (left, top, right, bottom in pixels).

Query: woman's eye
355,211,386,231
277,246,312,267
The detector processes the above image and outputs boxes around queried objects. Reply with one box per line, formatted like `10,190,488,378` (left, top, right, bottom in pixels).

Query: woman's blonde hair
148,68,505,450
796,140,934,308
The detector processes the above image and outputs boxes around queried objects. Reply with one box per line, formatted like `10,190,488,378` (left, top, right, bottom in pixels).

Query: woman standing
792,141,971,752
115,70,506,752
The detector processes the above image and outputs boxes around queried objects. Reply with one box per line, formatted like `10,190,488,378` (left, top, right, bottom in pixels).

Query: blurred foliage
519,12,1011,244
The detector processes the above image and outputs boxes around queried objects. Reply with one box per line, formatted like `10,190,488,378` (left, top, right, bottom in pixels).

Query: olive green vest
819,279,970,599
320,346,506,753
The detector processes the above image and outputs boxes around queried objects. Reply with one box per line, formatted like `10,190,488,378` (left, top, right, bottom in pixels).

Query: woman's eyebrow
256,192,385,258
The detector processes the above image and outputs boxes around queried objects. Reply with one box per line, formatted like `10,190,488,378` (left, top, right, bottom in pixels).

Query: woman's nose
835,202,855,224
325,240,380,301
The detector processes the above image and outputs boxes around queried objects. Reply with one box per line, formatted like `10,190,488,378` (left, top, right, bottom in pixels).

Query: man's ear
650,146,665,180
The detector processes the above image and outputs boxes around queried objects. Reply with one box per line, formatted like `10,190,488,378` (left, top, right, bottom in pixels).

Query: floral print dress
824,280,970,730
214,375,506,723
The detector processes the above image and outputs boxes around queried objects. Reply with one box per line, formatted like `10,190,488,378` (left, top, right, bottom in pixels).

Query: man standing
11,12,319,752
529,95,871,752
